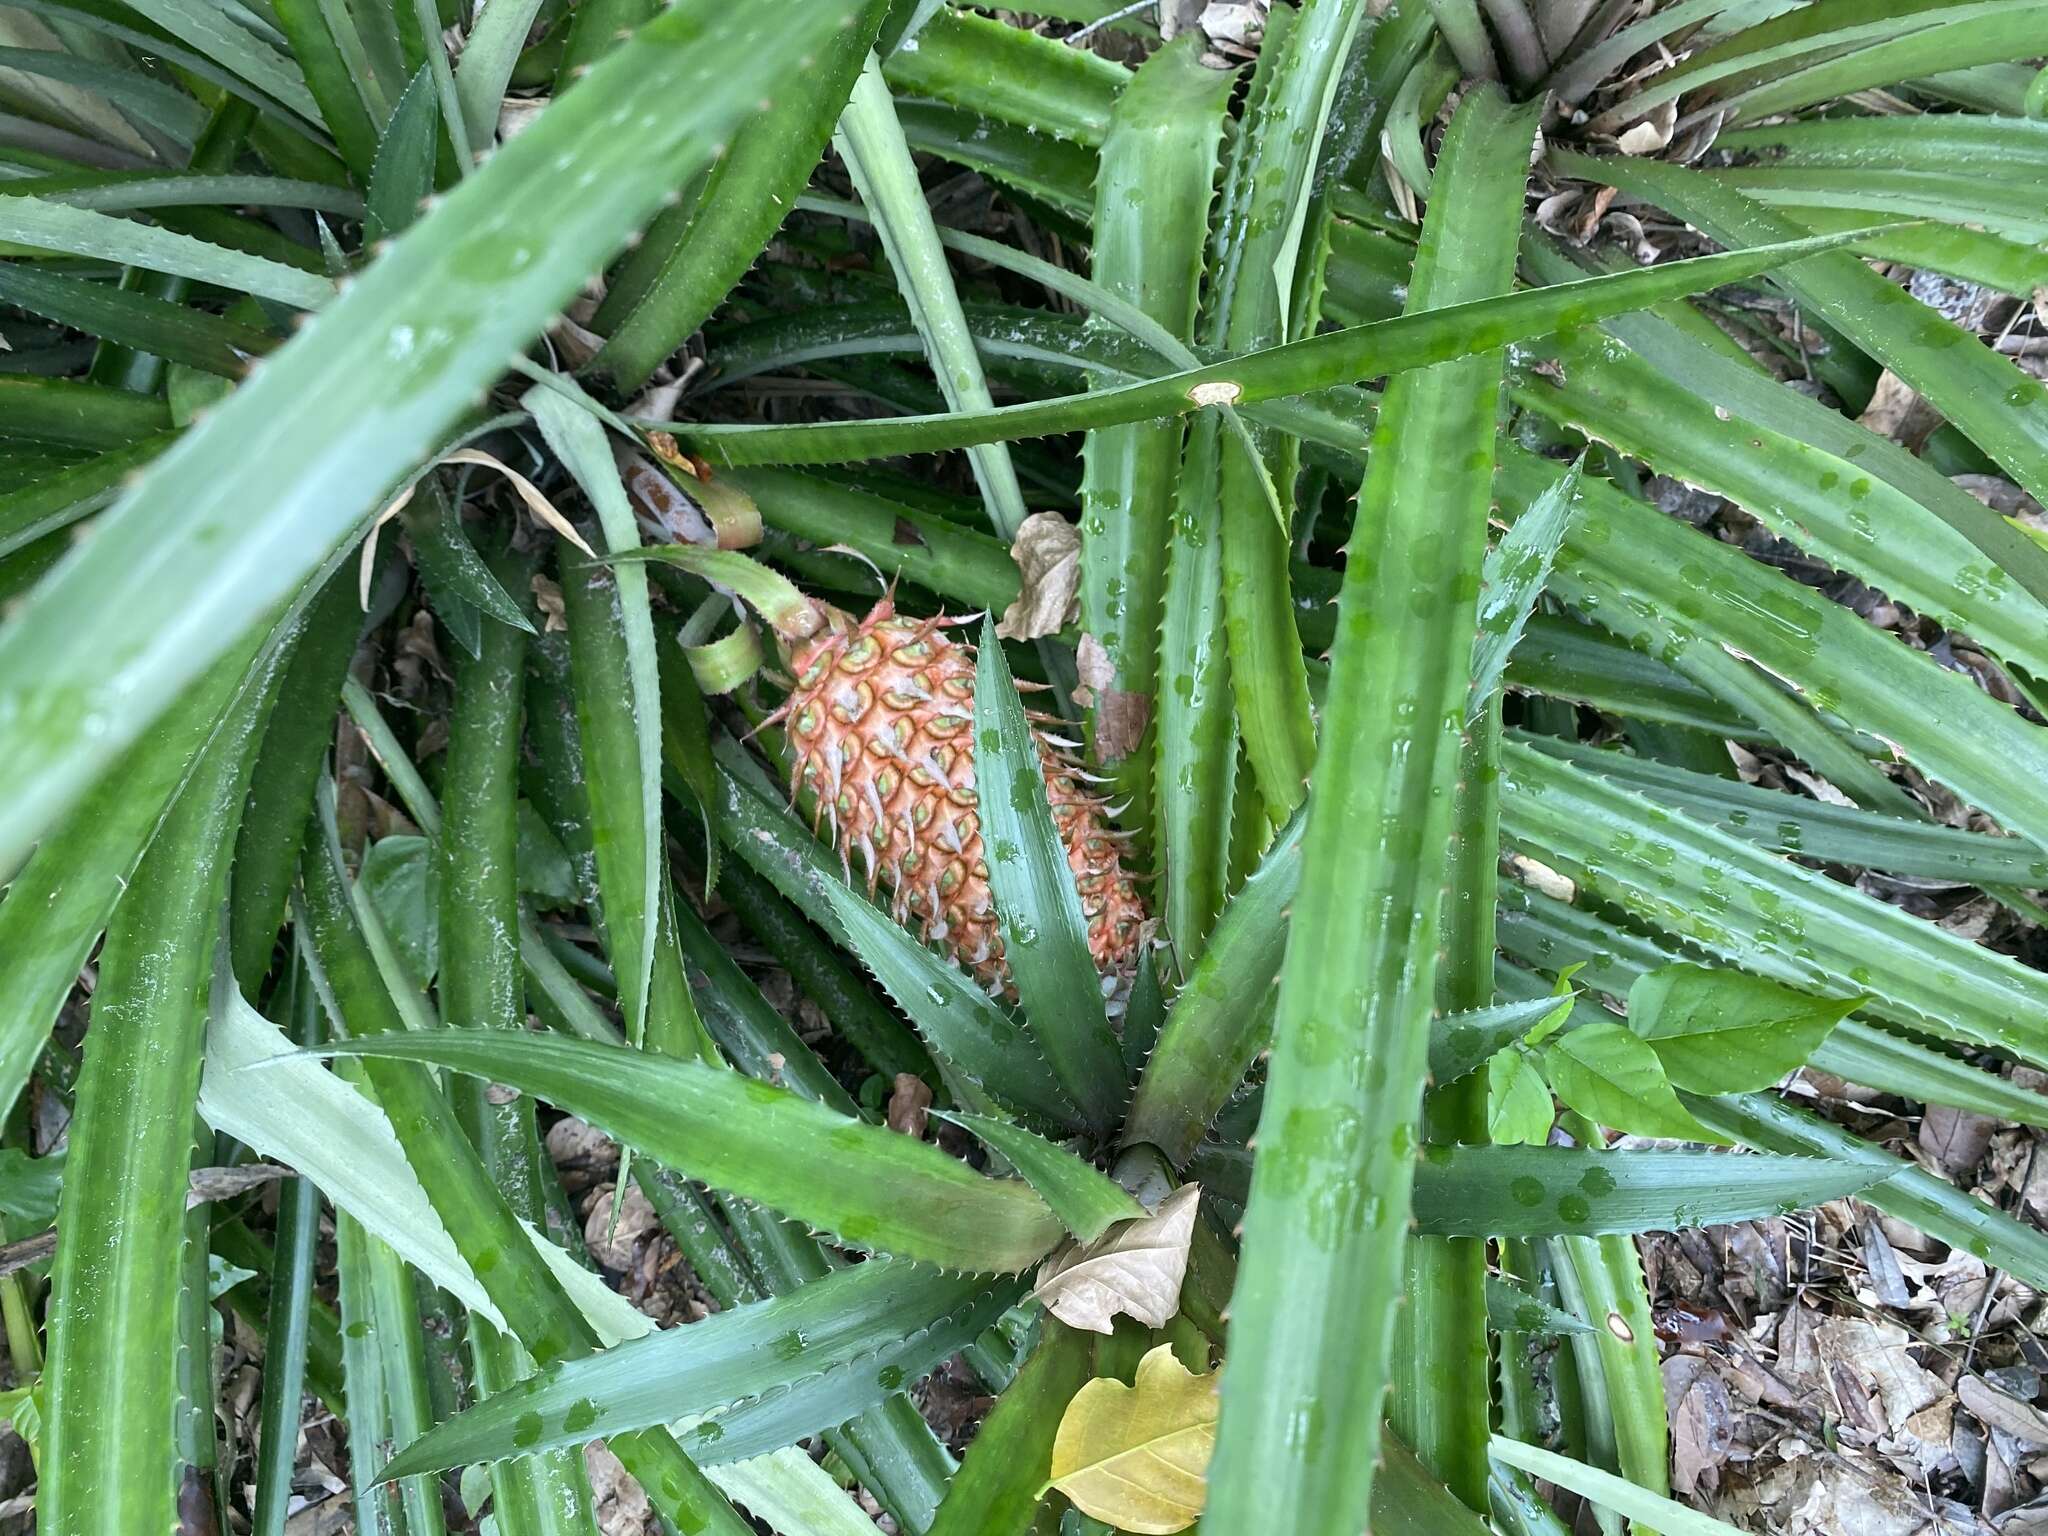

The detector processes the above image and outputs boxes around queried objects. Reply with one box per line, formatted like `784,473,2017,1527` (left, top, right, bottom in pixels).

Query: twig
1064,0,1153,47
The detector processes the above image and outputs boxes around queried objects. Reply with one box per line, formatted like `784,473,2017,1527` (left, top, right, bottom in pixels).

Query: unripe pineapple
771,599,1148,995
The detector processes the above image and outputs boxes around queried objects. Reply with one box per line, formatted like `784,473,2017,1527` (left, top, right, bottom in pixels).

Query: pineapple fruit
772,598,1148,995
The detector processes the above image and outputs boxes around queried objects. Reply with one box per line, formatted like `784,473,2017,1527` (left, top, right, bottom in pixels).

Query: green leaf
1515,732,2048,891
117,0,323,122
42,636,278,1536
1556,151,2048,516
318,1029,1066,1272
0,262,271,378
199,960,505,1324
931,1112,1144,1242
380,1258,1022,1477
0,634,256,1134
590,0,888,389
817,877,1079,1128
531,386,661,1054
359,835,438,989
1491,1438,1751,1536
1628,964,1859,1096
880,7,1124,146
971,618,1126,1134
1079,32,1232,767
1499,741,2048,1064
1193,1143,1884,1237
296,786,756,1536
365,66,438,242
1124,805,1303,1166
674,223,1891,470
928,1320,1093,1536
1469,460,1576,721
0,0,862,880
1542,1024,1724,1143
1431,995,1572,1089
1482,1276,1595,1340
0,195,333,308
1208,85,1540,1536
1486,1051,1555,1148
836,53,1028,539
0,434,174,561
1687,1089,2048,1292
1417,1144,1882,1237
0,1147,63,1230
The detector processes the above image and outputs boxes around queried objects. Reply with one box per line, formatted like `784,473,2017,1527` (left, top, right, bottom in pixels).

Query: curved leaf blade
318,1030,1066,1272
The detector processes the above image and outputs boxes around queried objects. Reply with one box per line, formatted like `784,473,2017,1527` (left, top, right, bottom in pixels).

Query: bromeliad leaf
817,878,1080,1129
1032,1182,1199,1335
1628,964,1861,1096
1542,1023,1726,1143
1468,459,1577,722
1046,1344,1217,1536
679,223,1894,468
0,0,859,878
1491,1437,1753,1536
379,1258,1022,1477
971,618,1125,1133
315,1030,1066,1272
1415,1145,1884,1238
1431,994,1574,1087
1483,1276,1596,1340
930,1112,1144,1242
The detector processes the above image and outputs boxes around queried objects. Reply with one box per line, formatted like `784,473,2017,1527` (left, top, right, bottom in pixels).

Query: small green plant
0,2,2046,1535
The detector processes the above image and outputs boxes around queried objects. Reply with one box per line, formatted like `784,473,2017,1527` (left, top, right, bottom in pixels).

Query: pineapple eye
838,634,880,672
828,681,874,725
793,703,823,738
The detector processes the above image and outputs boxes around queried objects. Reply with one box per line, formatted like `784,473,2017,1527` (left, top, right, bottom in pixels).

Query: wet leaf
1046,1343,1216,1534
1487,1050,1555,1147
1626,964,1860,1096
1542,1023,1725,1143
1032,1183,1199,1334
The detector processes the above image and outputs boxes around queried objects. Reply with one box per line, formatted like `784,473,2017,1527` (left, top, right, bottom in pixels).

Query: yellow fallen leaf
1046,1344,1217,1534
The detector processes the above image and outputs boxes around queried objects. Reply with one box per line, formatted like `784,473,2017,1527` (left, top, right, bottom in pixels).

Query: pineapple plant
0,2,2047,1536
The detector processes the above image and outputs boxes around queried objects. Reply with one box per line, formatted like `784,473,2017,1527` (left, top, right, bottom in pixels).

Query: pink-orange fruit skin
776,600,1147,993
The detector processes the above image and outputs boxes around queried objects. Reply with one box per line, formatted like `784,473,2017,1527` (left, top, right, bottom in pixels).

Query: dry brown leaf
1074,633,1149,761
1856,369,1944,452
1505,853,1576,903
1616,99,1677,156
885,1073,932,1139
1816,1318,1945,1433
187,1163,292,1207
497,95,549,142
1961,1375,2048,1448
1032,1183,1199,1334
443,447,597,558
996,512,1080,641
358,482,418,610
531,572,568,633
1918,1103,1995,1177
1664,1355,1736,1498
582,1181,658,1270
